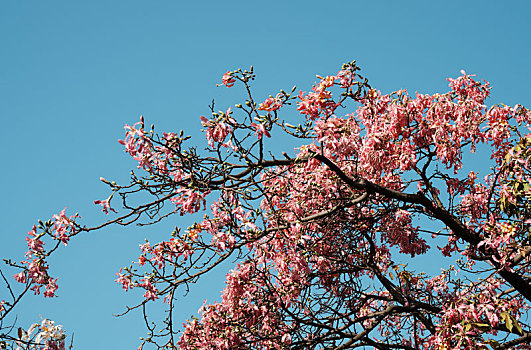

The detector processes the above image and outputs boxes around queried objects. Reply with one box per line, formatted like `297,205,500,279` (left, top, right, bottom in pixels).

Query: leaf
471,322,491,331
504,313,513,332
514,320,523,335
505,152,512,164
509,314,523,335
500,312,524,334
500,311,514,332
499,196,507,212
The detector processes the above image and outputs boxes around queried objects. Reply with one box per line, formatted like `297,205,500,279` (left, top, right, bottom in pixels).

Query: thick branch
312,152,531,302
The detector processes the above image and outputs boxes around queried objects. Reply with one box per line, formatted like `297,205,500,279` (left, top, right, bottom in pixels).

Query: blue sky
1,1,530,348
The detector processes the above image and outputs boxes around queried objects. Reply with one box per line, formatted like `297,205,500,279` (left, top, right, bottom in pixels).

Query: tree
2,60,531,349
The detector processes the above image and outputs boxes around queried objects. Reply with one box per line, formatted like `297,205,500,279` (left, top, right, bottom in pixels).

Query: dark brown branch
311,152,531,302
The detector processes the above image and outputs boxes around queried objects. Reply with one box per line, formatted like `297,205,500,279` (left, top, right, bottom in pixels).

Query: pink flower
200,114,232,148
221,71,235,88
14,271,27,283
26,225,44,255
116,270,133,291
138,255,147,266
43,279,58,298
171,189,211,215
118,119,155,170
94,198,117,214
138,278,159,301
281,333,292,344
250,122,271,140
258,95,283,112
52,208,78,246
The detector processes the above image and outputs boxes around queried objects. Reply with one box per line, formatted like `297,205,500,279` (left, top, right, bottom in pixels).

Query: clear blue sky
1,1,530,349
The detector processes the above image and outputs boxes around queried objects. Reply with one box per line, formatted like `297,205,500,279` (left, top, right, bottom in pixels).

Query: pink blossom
26,225,44,255
116,270,133,291
93,198,117,214
52,208,78,246
200,111,233,147
258,94,283,112
43,278,58,298
171,189,211,215
220,71,235,88
250,122,271,139
138,278,159,301
14,271,27,283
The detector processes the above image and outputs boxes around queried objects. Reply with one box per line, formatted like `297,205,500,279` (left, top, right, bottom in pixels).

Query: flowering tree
1,211,72,349
3,61,531,349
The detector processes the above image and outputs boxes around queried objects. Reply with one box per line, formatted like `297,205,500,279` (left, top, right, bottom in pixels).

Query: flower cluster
200,108,235,148
14,209,78,297
297,73,341,120
258,94,283,112
429,278,528,349
16,318,66,350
